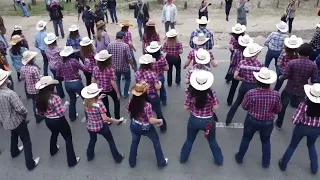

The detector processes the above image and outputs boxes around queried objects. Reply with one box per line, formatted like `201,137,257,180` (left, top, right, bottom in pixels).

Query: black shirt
225,0,233,5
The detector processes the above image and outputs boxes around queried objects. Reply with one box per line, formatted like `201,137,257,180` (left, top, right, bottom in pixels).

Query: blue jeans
131,51,138,72
65,80,84,121
180,114,223,165
274,67,283,91
20,4,29,17
137,19,146,40
264,49,282,68
279,123,320,174
52,19,64,37
158,76,167,103
236,114,274,167
108,8,118,23
147,93,167,132
116,70,131,97
129,120,166,167
41,50,48,76
30,94,43,123
225,4,232,19
50,69,65,98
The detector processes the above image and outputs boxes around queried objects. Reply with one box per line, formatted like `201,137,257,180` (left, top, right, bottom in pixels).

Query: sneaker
76,94,79,98
225,119,232,126
18,145,24,152
278,158,286,171
76,157,81,163
235,154,243,164
159,158,168,168
51,145,60,156
275,120,282,130
116,154,125,164
34,157,40,166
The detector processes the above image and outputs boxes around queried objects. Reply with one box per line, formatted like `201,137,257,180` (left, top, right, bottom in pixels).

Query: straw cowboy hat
195,48,210,65
96,20,106,29
13,25,22,31
146,20,156,27
139,54,155,65
69,24,79,32
35,76,59,90
238,34,253,47
0,69,11,86
131,81,150,96
243,43,263,58
253,67,277,84
80,36,93,46
44,33,58,45
304,83,320,104
190,70,214,91
192,33,209,46
36,20,47,31
166,29,178,38
284,35,303,49
146,41,161,53
119,20,133,27
81,83,103,99
94,50,112,61
232,23,246,34
196,16,210,24
276,21,289,33
9,35,24,46
22,51,38,65
60,46,75,57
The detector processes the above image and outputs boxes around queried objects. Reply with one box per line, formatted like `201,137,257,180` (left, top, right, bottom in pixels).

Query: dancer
12,25,29,49
95,20,110,53
66,25,83,62
0,52,13,90
35,20,49,76
9,35,27,82
82,5,96,39
80,36,96,85
142,20,160,54
120,20,137,71
189,16,213,50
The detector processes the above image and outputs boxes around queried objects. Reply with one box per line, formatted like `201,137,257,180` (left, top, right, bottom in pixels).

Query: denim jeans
64,80,84,121
279,123,320,174
158,75,167,103
264,49,282,68
100,90,120,119
8,75,14,90
131,51,138,72
52,19,65,38
108,8,118,23
20,4,29,17
288,18,294,34
137,19,146,40
50,69,65,98
236,114,274,167
129,120,166,167
180,114,223,165
274,67,283,91
147,93,167,132
41,50,48,76
84,72,92,86
166,55,181,86
87,124,123,162
116,70,131,97
165,21,175,33
30,94,43,123
225,4,232,19
227,78,240,105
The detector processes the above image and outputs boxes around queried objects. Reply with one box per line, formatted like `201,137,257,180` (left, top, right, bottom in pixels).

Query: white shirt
162,3,177,23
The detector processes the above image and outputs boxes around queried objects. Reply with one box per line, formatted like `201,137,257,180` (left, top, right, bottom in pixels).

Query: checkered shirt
185,90,219,117
107,40,132,72
36,94,68,119
282,56,318,96
46,46,62,70
127,101,153,123
292,103,320,127
66,36,82,50
20,64,41,95
236,58,264,83
84,54,97,73
56,58,86,81
123,31,134,50
227,49,245,75
186,64,211,82
85,100,107,132
276,50,298,73
135,69,158,94
92,66,116,92
189,27,214,50
264,32,288,51
230,35,240,50
242,88,281,121
187,48,214,66
152,56,168,77
311,30,320,50
162,41,183,55
142,33,160,46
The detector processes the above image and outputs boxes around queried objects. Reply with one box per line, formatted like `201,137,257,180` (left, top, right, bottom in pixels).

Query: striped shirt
292,103,320,127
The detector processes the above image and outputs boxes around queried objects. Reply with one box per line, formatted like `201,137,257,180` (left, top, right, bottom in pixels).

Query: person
15,0,30,17
225,0,233,21
0,15,8,57
199,0,211,20
76,0,86,22
237,0,249,26
81,83,124,162
107,0,118,24
66,25,83,62
82,5,96,39
80,36,96,85
275,43,318,129
47,1,65,38
44,33,65,98
284,0,297,34
95,20,110,53
9,35,27,82
94,4,105,23
278,83,320,174
225,43,264,125
133,0,149,40
162,29,183,86
0,52,13,90
92,50,121,120
99,0,109,23
127,81,168,168
0,15,6,37
264,21,289,68
311,23,320,58
142,20,160,54
162,0,177,33
35,20,49,76
107,31,134,98
11,25,29,49
35,76,80,167
189,16,214,50
180,70,223,165
120,20,137,72
146,41,169,106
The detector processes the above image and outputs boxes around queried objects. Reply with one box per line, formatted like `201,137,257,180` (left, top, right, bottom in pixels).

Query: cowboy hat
131,81,150,96
243,43,263,58
253,67,277,84
119,20,133,27
232,23,246,34
69,24,79,32
238,34,253,47
35,76,59,90
196,16,210,25
139,54,155,65
44,33,58,45
304,83,320,104
81,83,103,99
146,41,161,53
36,20,47,31
190,70,214,91
0,69,11,86
80,36,93,46
317,23,320,28
60,46,74,57
284,35,303,49
96,20,106,29
146,20,156,26
195,48,210,65
9,35,24,46
94,50,112,61
166,29,178,38
192,33,209,46
13,25,22,31
276,21,288,33
22,51,38,65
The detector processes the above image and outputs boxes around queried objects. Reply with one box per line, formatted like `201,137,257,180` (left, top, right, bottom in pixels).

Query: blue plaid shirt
189,27,214,50
66,36,82,50
264,32,288,51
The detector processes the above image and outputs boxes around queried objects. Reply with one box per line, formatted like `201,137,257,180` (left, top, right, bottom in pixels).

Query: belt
193,114,213,119
65,79,80,82
132,119,150,126
167,53,180,56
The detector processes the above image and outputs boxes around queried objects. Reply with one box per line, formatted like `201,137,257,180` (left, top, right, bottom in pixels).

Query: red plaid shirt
123,31,134,51
36,94,68,118
84,54,97,73
236,58,264,83
187,48,214,66
56,58,86,81
152,56,168,77
186,64,211,83
46,46,62,70
127,101,153,123
20,64,41,95
162,41,183,55
185,90,219,117
277,50,298,73
292,103,320,127
85,100,107,132
242,88,281,121
135,69,158,94
142,33,160,46
107,40,132,72
230,35,240,50
228,49,245,75
92,66,116,93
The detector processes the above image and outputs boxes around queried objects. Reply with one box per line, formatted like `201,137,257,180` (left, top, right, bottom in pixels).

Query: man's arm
144,4,150,19
10,92,27,116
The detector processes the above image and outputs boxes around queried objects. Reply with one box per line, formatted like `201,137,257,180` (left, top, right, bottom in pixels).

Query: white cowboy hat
146,41,161,53
166,29,178,38
243,43,263,58
139,54,155,65
253,67,277,84
284,35,303,49
276,21,289,33
238,34,253,47
35,76,59,90
36,20,47,31
317,23,320,28
196,16,210,24
190,70,214,91
69,24,79,32
60,46,74,57
81,83,103,99
232,23,246,34
13,25,22,31
44,33,58,45
192,33,209,46
304,83,320,104
22,51,38,65
195,48,210,65
0,69,12,86
94,50,112,61
80,36,93,46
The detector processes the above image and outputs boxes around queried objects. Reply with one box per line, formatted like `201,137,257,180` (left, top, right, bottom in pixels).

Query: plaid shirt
20,64,41,95
66,36,82,50
46,46,62,70
292,103,320,127
162,41,183,55
242,88,281,121
264,32,288,51
282,56,318,96
236,58,264,83
142,33,160,46
187,48,214,66
276,50,298,73
135,69,158,94
85,100,107,132
311,30,320,50
84,54,97,73
36,94,68,119
189,27,214,50
152,56,168,77
123,31,134,51
0,88,27,130
228,49,245,74
107,40,132,72
185,90,219,117
56,58,86,81
186,64,211,83
230,35,240,50
127,101,153,123
92,66,116,92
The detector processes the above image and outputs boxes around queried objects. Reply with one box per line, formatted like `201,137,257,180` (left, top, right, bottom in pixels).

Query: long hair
48,40,57,48
167,36,177,47
96,26,105,41
188,85,213,109
139,63,153,71
10,42,22,55
36,85,55,113
11,30,22,37
231,32,245,42
145,26,157,40
97,57,112,71
149,50,162,60
84,97,98,109
239,44,247,52
128,93,147,119
80,44,95,58
121,26,129,32
256,81,270,89
69,30,80,40
306,99,320,118
62,56,71,63
284,45,298,58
